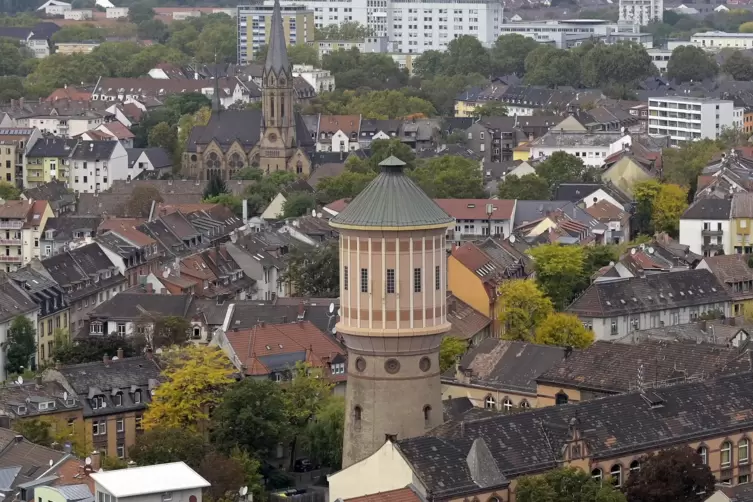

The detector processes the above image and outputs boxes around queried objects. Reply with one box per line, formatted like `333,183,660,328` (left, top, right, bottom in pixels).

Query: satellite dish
328,302,334,314
509,235,516,243
16,376,22,385
150,389,156,396
49,459,53,466
85,457,92,466
63,391,68,401
630,248,636,255
162,269,169,279
112,356,119,361
240,487,248,496
332,326,337,335
648,247,655,254
155,348,163,354
311,209,316,217
337,308,341,316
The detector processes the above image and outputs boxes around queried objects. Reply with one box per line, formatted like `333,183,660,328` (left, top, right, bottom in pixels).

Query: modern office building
275,0,502,53
237,4,315,64
497,19,648,49
691,31,753,50
619,0,662,26
648,96,743,145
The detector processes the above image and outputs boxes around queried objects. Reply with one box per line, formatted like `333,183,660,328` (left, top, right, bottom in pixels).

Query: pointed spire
212,56,221,115
265,0,291,76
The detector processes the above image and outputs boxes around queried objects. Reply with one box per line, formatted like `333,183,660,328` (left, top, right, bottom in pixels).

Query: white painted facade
679,218,731,256
317,130,360,152
648,96,738,145
292,65,335,93
18,115,104,138
106,7,129,18
581,188,625,210
498,19,643,49
69,142,129,194
619,0,662,26
63,9,93,20
531,134,632,167
37,0,72,16
691,31,753,50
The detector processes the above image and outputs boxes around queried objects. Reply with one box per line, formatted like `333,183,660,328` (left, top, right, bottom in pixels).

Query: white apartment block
37,0,71,16
312,37,390,59
691,31,753,50
498,19,646,49
619,0,662,26
63,9,93,20
105,7,129,18
292,65,336,93
648,96,740,145
277,0,502,53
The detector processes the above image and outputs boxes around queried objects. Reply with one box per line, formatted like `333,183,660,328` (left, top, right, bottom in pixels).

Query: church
182,0,314,180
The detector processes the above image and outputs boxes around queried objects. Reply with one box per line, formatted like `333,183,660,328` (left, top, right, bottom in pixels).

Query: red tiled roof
101,121,134,139
433,199,514,220
46,87,92,102
23,200,49,229
345,488,422,502
319,115,361,135
180,255,216,281
102,220,155,247
585,199,625,221
324,198,350,214
225,321,344,377
121,103,144,122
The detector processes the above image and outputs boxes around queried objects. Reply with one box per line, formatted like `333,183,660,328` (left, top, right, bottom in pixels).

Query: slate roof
553,183,604,202
53,356,161,417
69,141,116,161
43,217,100,241
330,156,453,229
227,299,339,335
442,397,475,422
434,199,515,221
512,200,571,228
446,294,491,341
537,340,749,393
682,198,732,219
721,483,753,502
443,339,566,395
567,269,731,317
732,192,753,218
533,131,627,148
0,428,69,493
265,0,291,76
617,321,750,346
26,138,78,158
88,293,191,320
0,381,81,419
399,371,753,494
0,280,37,323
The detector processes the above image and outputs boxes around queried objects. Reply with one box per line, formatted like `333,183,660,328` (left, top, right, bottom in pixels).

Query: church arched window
296,160,303,174
206,152,220,169
229,152,244,169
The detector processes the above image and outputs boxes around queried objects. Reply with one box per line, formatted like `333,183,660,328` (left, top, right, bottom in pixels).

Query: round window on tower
385,358,401,374
355,357,366,372
268,133,277,142
419,357,431,372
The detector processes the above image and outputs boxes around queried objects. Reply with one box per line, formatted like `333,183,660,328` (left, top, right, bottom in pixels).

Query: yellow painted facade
85,411,143,459
238,8,315,62
447,253,490,316
37,309,69,366
26,157,66,186
513,144,531,161
454,100,477,118
732,217,753,254
0,144,20,186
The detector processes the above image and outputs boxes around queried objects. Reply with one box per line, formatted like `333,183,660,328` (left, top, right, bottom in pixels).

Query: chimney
145,348,153,360
117,347,124,359
103,354,110,365
19,97,24,108
90,451,101,471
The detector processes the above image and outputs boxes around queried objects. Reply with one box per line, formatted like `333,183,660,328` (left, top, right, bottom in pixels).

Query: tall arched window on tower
423,405,431,427
281,96,285,117
354,406,362,431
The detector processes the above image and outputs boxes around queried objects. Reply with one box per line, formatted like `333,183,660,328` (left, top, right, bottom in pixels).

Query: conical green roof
330,156,453,230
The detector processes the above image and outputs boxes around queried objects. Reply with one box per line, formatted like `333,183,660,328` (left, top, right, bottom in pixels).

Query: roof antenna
213,51,221,117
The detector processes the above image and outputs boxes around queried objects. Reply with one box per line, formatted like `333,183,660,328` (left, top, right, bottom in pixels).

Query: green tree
128,0,155,24
497,280,554,341
0,37,28,76
473,102,509,118
439,336,467,372
124,45,186,78
525,46,581,87
51,25,105,44
535,313,594,348
137,19,169,43
204,174,229,199
281,241,339,297
662,139,721,187
282,192,317,218
316,170,377,204
316,21,372,40
89,42,142,77
368,139,416,169
0,76,24,101
580,41,653,88
233,168,263,181
497,173,550,200
667,45,719,83
302,397,344,468
198,450,258,502
52,335,139,365
412,50,445,79
123,185,163,218
419,73,487,116
13,418,52,446
128,427,207,469
4,316,36,374
722,50,753,80
740,21,753,32
654,183,688,237
144,346,235,432
350,90,436,119
322,48,408,91
147,122,176,152
535,152,597,190
25,53,107,96
529,244,586,310
442,36,491,76
410,156,485,198
151,316,191,348
194,19,237,64
0,181,20,200
288,44,319,66
211,378,290,457
624,448,715,502
203,194,243,217
517,467,627,502
490,34,539,76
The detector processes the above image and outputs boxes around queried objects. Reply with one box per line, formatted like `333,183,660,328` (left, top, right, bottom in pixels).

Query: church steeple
264,0,291,78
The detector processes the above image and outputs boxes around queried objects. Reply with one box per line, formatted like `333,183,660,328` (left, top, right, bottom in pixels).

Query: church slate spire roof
265,0,291,76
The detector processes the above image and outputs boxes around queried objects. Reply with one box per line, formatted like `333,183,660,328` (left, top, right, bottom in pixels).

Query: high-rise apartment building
619,0,662,26
275,0,502,53
237,4,315,64
648,96,744,145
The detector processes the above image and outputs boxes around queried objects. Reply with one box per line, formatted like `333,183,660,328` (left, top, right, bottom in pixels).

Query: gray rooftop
330,156,453,229
265,0,291,77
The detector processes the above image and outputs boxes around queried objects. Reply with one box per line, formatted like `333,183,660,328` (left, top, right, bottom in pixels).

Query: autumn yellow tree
498,280,553,341
535,312,594,348
144,345,235,432
654,183,688,238
528,244,586,310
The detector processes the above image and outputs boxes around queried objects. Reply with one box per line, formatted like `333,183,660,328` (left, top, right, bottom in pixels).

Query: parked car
293,458,313,472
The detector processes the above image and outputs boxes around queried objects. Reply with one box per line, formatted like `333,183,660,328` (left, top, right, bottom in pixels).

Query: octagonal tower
330,156,454,468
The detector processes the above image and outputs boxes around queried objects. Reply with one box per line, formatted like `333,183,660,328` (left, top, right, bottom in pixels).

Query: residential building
312,37,390,60
0,127,42,187
91,462,209,502
236,3,315,64
585,199,630,245
39,216,100,257
566,269,732,340
554,183,631,210
105,6,128,18
445,293,492,347
595,239,699,282
697,254,753,317
37,0,72,16
535,339,748,406
329,155,454,468
96,230,161,288
10,268,68,365
0,380,83,438
600,151,657,197
25,138,78,187
0,22,60,58
225,232,289,300
63,9,93,20
213,320,346,387
91,77,255,108
23,180,77,216
90,122,135,148
531,130,632,167
0,199,52,271
126,148,172,179
691,31,753,49
619,0,662,25
730,192,753,254
261,178,315,220
86,293,193,338
17,111,109,139
466,116,558,163
0,279,38,377
292,65,335,93
437,199,515,243
648,96,741,144
34,485,95,502
497,19,646,49
55,42,100,55
69,141,128,194
315,115,363,152
617,319,751,347
34,242,126,334
276,0,501,53
329,371,753,501
441,339,566,409
679,198,732,256
44,355,161,459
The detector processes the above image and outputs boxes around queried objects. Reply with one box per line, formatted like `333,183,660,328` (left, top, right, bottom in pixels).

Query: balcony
0,255,22,263
0,221,23,230
0,239,21,245
702,242,724,252
702,229,723,236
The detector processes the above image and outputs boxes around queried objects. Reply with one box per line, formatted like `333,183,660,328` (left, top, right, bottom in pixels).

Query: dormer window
38,401,55,411
133,389,142,404
64,398,76,407
91,395,105,409
17,405,26,415
114,392,122,406
90,322,103,335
